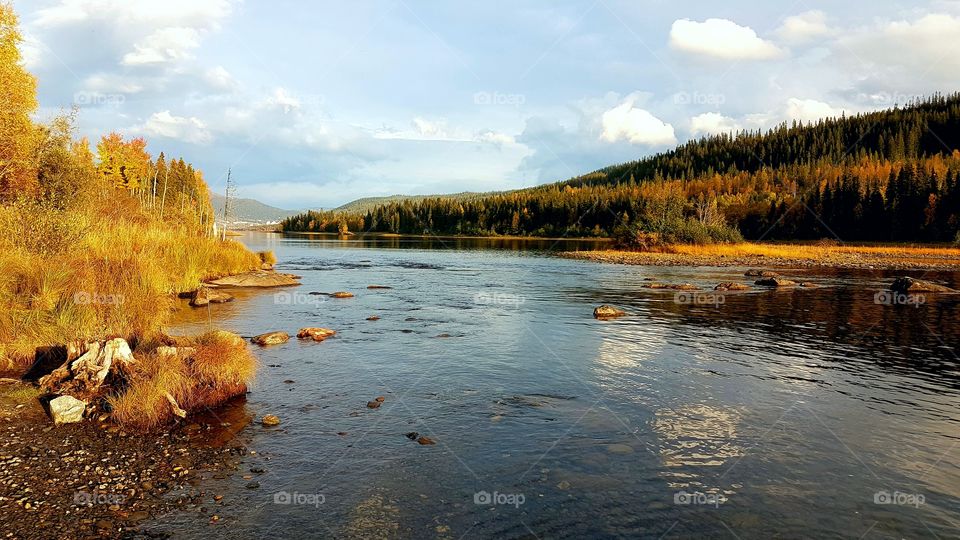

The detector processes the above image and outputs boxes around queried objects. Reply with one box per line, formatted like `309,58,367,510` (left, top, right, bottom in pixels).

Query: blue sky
17,0,960,208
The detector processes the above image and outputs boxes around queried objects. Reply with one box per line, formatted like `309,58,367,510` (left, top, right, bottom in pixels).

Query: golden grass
0,202,261,370
667,242,960,260
108,331,257,430
570,241,960,269
257,250,277,266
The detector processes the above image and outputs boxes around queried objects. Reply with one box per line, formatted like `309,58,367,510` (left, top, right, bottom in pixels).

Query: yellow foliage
0,2,39,198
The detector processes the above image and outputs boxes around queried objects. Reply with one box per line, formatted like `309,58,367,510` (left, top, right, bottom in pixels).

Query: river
164,232,960,539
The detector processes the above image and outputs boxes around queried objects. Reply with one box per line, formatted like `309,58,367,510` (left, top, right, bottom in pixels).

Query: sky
15,0,960,209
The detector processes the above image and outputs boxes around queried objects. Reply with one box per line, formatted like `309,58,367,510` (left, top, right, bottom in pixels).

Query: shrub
258,250,277,266
108,331,257,430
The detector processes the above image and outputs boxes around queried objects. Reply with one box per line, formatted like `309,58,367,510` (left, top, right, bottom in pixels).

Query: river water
166,232,960,539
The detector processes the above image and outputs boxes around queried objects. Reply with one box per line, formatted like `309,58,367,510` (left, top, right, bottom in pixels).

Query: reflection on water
163,232,960,539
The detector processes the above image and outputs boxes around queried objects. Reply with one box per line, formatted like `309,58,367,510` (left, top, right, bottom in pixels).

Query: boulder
715,282,751,291
206,271,301,288
594,305,626,319
745,269,779,277
261,415,281,426
366,400,381,409
297,328,336,342
642,283,699,290
251,332,290,346
890,277,957,294
416,436,436,445
330,291,354,298
49,395,87,424
366,316,381,321
755,277,797,287
189,287,234,307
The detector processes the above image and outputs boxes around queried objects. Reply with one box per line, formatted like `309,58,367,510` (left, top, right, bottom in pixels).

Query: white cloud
412,117,449,139
785,98,845,123
122,27,201,66
601,99,676,146
777,11,831,43
135,110,213,144
34,0,236,29
265,88,302,113
690,112,742,136
475,130,515,146
669,18,784,60
203,66,237,91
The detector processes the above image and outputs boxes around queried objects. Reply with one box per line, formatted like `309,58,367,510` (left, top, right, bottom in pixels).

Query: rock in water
890,277,957,293
593,305,626,319
297,328,337,342
366,316,381,321
755,277,797,287
715,282,751,291
261,415,281,426
330,291,355,298
367,285,392,290
251,332,290,346
745,269,779,277
366,401,381,409
49,395,87,424
206,271,301,288
189,287,234,307
416,436,436,445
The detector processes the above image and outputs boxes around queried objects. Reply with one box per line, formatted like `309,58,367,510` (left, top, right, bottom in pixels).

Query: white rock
49,395,87,424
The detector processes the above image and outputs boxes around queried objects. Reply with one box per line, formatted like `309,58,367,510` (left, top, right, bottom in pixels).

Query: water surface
168,232,960,539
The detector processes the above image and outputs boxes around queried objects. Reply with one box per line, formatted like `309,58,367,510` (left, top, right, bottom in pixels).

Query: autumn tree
0,2,39,199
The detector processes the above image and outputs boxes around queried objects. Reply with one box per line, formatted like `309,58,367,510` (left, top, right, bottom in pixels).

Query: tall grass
108,331,257,430
0,200,260,370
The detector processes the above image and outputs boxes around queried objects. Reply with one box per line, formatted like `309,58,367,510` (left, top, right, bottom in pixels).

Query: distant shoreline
274,230,616,243
561,243,960,271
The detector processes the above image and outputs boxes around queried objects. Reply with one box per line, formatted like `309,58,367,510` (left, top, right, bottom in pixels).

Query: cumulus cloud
122,27,201,66
134,111,213,144
669,18,784,60
786,98,846,123
601,99,676,146
34,0,236,29
690,112,742,136
474,130,515,146
777,11,831,43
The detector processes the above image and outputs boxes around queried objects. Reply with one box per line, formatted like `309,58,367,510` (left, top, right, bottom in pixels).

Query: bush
258,250,277,266
109,331,257,430
614,218,743,250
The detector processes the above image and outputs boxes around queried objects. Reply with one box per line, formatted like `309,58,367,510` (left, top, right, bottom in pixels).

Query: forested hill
564,93,960,189
282,94,960,244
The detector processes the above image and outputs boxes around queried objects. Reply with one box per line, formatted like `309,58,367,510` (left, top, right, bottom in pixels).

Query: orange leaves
96,132,152,190
0,3,39,199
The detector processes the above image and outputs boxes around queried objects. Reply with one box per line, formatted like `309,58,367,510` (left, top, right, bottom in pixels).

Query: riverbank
0,382,254,539
561,243,960,270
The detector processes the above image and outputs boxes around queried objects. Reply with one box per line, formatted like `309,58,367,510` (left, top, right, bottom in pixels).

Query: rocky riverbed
0,384,254,540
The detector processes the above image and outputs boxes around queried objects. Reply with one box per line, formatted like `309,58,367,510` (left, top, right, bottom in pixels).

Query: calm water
166,233,960,539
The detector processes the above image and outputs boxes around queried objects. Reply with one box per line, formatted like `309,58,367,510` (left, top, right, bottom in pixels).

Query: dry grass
667,242,960,260
108,331,257,430
566,241,960,270
257,250,277,266
0,201,260,370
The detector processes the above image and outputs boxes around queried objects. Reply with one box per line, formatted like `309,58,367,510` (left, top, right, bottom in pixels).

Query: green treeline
282,94,960,244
